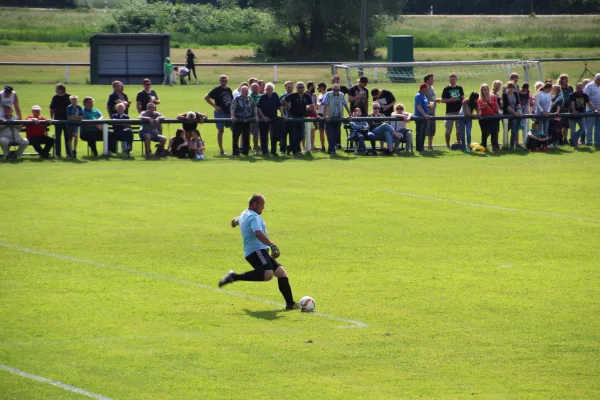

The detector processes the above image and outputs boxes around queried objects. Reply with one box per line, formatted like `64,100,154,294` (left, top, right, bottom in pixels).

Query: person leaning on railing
256,82,285,156
583,74,600,146
390,103,413,153
477,83,500,151
322,83,352,156
230,85,258,156
0,104,27,160
25,105,54,159
139,102,167,157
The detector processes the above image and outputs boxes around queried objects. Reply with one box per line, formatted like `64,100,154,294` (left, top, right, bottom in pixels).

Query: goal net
333,60,543,94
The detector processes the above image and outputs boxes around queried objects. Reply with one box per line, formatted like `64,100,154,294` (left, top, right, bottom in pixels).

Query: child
189,129,205,159
168,128,189,158
163,57,173,86
526,120,549,152
316,82,327,151
111,102,133,156
66,95,83,158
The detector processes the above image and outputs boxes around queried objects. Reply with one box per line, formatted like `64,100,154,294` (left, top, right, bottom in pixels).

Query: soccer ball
299,296,315,312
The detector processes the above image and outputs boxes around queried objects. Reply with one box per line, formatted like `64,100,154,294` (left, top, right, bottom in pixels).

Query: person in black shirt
371,88,396,116
107,81,130,115
136,78,160,114
49,83,71,157
569,83,596,147
257,83,285,155
282,81,318,155
441,74,465,147
327,75,349,95
177,111,208,140
185,48,198,84
348,76,369,116
204,75,233,155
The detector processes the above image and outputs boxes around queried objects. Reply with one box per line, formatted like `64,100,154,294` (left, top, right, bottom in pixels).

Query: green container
387,35,415,83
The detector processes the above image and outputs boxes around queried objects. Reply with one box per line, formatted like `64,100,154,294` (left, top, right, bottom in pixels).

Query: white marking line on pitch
0,242,367,328
0,364,113,400
376,189,600,223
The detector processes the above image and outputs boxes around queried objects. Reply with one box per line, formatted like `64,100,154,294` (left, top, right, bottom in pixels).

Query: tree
257,0,405,59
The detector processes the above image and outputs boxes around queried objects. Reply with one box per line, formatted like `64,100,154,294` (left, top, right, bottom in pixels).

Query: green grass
1,135,600,399
381,15,600,49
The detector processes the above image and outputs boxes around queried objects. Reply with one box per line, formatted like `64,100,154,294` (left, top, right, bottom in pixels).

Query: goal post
333,60,543,90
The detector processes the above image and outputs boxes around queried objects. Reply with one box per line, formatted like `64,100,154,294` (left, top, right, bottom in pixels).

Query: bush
103,2,279,46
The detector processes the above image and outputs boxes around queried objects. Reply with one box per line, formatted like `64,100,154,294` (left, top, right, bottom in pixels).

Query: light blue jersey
239,209,269,257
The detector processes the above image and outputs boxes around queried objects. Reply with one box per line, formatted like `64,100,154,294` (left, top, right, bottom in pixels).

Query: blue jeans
458,119,472,147
508,118,519,149
585,114,600,145
570,118,585,146
325,121,341,154
371,123,394,147
538,116,550,138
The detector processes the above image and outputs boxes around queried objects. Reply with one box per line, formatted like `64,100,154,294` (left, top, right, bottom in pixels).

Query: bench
5,126,53,157
85,124,142,156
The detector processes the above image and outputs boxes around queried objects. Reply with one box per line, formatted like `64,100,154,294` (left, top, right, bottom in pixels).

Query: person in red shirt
477,84,500,151
25,105,55,158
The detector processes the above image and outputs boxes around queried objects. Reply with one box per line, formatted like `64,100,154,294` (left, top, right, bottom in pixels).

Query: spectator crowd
1,70,600,160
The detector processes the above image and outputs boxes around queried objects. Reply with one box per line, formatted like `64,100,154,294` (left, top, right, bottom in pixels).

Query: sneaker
542,146,549,152
285,302,300,311
218,270,235,287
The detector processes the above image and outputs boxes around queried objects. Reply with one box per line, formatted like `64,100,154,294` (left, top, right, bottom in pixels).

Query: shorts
317,113,325,130
245,249,281,271
139,132,163,142
560,117,570,129
68,126,80,137
214,110,232,130
426,115,436,137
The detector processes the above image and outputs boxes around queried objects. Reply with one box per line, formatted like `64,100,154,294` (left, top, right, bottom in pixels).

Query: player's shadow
243,309,285,321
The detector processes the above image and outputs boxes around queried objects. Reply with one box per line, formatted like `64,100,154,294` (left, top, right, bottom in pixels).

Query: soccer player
218,194,299,311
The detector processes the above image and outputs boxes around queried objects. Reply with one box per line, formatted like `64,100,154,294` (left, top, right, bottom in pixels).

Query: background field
1,146,600,399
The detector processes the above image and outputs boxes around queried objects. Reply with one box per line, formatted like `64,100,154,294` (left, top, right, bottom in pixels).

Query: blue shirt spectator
414,91,429,117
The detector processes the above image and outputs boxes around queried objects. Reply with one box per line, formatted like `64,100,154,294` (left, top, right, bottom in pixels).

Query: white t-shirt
1,91,16,108
317,93,326,114
179,67,189,75
391,112,410,131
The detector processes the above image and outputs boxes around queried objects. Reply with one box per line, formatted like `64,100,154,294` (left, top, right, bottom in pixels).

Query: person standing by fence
583,74,600,146
49,83,71,157
205,75,233,155
185,49,198,85
414,83,430,152
441,73,464,147
230,86,258,156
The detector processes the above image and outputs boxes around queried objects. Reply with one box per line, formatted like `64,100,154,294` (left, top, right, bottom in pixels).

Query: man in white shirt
0,104,28,159
583,74,600,146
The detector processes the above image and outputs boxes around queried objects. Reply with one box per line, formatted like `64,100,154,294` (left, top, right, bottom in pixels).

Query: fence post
65,65,69,83
374,67,378,83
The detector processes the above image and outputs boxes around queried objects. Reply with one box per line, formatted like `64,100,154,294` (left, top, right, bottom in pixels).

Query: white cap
32,105,41,111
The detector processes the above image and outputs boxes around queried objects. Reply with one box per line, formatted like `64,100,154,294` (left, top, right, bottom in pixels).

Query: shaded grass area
0,146,599,399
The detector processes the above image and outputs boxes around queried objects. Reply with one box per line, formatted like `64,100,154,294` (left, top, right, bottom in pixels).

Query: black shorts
245,249,281,271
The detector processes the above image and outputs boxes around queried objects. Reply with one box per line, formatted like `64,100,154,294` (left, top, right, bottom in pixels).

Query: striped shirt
583,82,600,110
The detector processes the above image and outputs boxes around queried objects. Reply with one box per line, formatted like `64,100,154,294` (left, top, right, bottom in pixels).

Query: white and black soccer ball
299,296,315,312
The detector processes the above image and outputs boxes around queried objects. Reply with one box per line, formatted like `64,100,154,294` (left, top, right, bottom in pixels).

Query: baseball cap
419,83,428,90
32,105,41,111
4,85,13,92
166,57,171,61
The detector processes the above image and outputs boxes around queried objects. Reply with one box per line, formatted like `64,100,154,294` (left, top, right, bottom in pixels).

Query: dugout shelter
90,34,170,85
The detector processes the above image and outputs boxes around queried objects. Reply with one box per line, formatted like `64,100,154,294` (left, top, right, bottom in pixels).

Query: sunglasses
297,86,305,89
333,89,340,92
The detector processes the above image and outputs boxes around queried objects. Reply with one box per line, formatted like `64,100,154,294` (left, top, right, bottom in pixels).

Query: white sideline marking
376,189,600,223
0,364,113,400
0,242,367,328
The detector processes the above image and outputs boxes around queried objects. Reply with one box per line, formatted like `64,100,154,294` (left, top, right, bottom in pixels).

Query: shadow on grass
417,149,446,158
243,309,285,321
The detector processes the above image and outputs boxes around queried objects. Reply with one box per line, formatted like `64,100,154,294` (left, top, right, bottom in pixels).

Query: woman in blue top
81,97,105,156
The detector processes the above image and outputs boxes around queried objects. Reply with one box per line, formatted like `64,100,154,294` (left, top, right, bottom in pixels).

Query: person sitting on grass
25,105,54,159
525,120,549,152
177,111,208,140
167,128,189,158
390,103,413,152
189,129,205,160
349,107,375,155
0,104,27,160
111,102,133,156
139,102,166,157
66,95,83,158
80,97,105,157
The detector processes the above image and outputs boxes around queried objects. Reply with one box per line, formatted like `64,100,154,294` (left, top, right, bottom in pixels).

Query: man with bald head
219,194,298,310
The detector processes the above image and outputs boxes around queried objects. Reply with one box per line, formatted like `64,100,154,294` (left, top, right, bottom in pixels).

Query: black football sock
233,269,264,282
278,277,294,305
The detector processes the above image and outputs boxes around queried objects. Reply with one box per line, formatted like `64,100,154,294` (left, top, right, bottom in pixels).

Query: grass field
1,139,600,399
